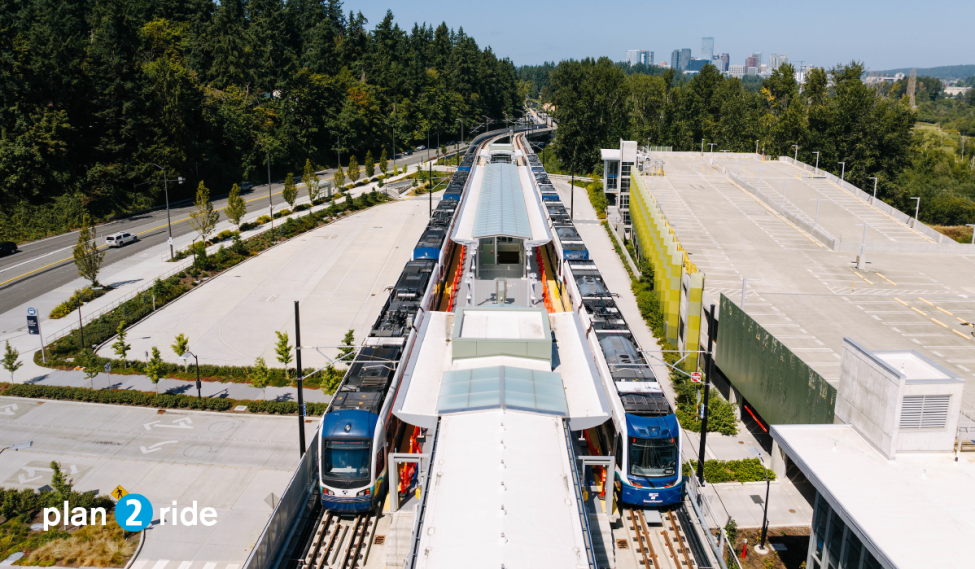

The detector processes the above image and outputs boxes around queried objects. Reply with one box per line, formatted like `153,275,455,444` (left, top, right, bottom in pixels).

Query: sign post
26,308,46,363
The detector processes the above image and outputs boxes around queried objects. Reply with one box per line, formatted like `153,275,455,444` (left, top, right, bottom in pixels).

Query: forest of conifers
0,0,521,242
521,59,975,229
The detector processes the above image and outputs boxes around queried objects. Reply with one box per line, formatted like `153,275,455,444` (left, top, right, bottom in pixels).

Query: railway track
302,510,377,569
625,508,698,569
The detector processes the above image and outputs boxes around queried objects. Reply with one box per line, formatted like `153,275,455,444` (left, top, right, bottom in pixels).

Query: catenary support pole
295,300,306,457
696,303,717,485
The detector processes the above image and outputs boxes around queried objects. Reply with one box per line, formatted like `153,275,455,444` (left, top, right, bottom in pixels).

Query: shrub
273,209,291,219
2,383,330,416
50,286,111,319
239,221,259,231
683,458,775,484
294,203,310,212
255,215,272,224
586,179,607,219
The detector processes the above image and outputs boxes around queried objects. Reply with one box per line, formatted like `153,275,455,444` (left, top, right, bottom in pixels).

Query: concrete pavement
0,147,464,314
0,396,310,566
553,179,816,530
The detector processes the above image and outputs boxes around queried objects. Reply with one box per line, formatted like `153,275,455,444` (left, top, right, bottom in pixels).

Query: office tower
626,50,640,66
729,65,745,77
670,50,680,70
679,48,691,71
745,55,759,71
641,50,654,66
717,53,729,72
701,37,714,60
769,53,789,71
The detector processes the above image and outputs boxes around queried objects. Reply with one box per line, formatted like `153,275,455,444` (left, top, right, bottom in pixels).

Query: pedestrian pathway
18,366,330,403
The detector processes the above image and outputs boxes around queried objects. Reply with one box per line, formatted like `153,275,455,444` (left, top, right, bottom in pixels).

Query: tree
146,347,163,394
112,321,130,367
282,172,298,209
364,150,375,178
251,356,270,399
172,333,189,371
338,329,355,361
80,349,99,389
347,155,360,184
2,341,22,381
50,461,72,499
274,330,293,378
334,163,345,188
302,159,320,202
379,148,388,176
188,181,220,243
226,184,247,230
73,215,105,287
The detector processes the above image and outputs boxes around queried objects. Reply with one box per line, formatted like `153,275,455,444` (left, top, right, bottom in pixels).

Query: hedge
49,286,111,319
0,383,329,415
682,458,776,484
36,192,390,387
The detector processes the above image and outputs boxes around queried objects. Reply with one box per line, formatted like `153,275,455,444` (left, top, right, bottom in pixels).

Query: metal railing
44,259,193,346
405,418,441,569
562,421,598,569
243,432,320,569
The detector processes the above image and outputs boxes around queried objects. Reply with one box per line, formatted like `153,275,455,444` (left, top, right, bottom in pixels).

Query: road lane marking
0,246,73,274
140,441,179,454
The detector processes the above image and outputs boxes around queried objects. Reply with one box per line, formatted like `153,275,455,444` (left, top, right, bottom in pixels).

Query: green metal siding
716,294,836,425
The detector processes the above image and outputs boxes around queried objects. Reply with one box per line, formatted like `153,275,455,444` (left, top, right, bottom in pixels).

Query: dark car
0,242,17,256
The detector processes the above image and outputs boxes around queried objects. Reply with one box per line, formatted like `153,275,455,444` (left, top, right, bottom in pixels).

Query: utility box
835,338,964,458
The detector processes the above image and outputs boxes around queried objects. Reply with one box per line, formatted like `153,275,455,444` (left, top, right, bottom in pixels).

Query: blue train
523,141,684,508
318,139,482,513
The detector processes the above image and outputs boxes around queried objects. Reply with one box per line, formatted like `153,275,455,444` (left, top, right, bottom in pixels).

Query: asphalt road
0,148,461,313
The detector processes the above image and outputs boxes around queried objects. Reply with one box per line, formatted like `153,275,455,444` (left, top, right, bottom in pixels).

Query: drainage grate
616,539,629,550
374,535,386,545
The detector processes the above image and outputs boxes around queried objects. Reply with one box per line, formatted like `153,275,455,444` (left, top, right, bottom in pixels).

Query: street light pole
856,223,870,270
294,300,306,457
810,199,826,227
868,177,878,203
910,197,920,228
266,148,275,239
967,224,975,245
741,278,760,309
813,151,820,173
708,142,717,164
792,145,799,162
838,161,846,182
149,163,177,259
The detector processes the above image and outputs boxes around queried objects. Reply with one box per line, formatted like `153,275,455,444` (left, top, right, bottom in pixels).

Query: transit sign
27,307,36,316
27,316,39,335
690,372,702,383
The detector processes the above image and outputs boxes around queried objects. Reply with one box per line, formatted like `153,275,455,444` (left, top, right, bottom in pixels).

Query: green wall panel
715,293,836,425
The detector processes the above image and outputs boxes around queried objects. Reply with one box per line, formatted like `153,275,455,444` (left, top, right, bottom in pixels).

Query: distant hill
874,64,975,79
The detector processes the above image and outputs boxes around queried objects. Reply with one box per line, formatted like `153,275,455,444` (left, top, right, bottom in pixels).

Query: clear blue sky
347,0,971,71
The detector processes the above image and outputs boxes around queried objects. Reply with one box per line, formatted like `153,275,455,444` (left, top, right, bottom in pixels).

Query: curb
124,526,146,569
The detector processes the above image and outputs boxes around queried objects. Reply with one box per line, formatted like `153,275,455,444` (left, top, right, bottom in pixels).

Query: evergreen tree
247,0,292,94
207,0,250,89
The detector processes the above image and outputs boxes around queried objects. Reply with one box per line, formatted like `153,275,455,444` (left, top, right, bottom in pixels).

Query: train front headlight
322,488,334,496
356,488,372,497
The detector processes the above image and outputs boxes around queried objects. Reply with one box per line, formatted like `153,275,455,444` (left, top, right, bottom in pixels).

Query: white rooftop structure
773,423,975,569
452,162,551,247
412,409,590,569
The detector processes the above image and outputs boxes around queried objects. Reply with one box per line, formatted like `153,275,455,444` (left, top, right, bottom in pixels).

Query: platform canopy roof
472,163,532,240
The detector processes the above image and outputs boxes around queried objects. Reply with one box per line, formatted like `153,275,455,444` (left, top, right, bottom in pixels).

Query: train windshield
628,437,678,478
322,438,372,488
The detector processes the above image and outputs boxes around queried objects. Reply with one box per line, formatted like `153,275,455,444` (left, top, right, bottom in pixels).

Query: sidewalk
0,175,415,400
19,366,330,402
